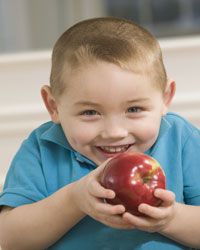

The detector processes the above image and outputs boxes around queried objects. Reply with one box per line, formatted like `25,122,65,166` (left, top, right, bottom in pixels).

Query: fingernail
138,204,146,212
109,190,115,198
154,189,160,197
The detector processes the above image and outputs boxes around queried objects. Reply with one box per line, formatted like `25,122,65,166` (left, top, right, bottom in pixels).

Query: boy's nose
101,120,128,139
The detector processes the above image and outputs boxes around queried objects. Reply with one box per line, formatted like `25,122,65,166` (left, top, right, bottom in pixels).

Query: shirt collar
145,115,172,155
40,122,72,150
40,122,96,167
159,115,172,137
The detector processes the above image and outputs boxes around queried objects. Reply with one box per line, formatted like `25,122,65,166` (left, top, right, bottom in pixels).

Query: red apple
100,152,166,216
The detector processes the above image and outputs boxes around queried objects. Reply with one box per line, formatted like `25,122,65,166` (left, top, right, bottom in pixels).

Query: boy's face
49,62,173,165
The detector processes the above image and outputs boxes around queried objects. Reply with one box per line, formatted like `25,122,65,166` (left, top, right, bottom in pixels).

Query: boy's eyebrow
74,98,150,107
127,98,150,103
74,101,101,107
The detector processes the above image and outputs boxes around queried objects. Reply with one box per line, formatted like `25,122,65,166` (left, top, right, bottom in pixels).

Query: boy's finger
89,179,115,199
138,203,166,219
96,202,125,215
93,158,112,176
154,188,175,206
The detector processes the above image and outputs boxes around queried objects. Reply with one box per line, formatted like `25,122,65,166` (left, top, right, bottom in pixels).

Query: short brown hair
50,17,167,98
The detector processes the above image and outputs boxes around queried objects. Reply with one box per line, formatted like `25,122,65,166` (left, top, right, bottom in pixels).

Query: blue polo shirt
0,112,200,250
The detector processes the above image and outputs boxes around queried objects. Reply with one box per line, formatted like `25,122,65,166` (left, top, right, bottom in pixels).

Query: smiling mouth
97,144,132,154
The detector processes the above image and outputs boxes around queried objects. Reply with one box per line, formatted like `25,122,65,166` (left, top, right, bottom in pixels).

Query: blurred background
0,0,200,189
1,0,200,53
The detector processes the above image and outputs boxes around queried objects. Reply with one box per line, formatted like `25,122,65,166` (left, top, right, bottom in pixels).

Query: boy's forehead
59,65,165,101
60,62,162,104
63,61,157,85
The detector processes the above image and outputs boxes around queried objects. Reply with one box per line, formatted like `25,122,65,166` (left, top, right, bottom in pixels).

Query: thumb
93,157,113,176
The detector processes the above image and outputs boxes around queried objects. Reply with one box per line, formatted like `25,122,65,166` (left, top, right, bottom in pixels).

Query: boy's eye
127,106,142,113
80,110,99,116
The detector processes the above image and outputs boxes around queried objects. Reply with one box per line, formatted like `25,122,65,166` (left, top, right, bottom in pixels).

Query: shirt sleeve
183,128,200,205
0,133,48,208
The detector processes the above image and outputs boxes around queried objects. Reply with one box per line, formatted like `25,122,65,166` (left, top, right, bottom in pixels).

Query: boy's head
50,17,167,99
42,17,175,165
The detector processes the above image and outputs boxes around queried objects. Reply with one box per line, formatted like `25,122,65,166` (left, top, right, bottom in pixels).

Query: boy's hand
71,159,134,229
122,189,176,233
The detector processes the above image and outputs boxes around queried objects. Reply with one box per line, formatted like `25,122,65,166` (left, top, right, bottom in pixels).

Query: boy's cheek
63,127,96,147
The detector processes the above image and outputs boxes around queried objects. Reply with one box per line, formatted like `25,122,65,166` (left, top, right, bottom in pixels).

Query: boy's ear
41,85,60,123
162,79,176,115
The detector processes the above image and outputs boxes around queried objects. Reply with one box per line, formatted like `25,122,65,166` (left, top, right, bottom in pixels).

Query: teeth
100,145,129,153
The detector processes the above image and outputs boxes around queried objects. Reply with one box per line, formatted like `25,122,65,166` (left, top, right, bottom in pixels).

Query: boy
0,17,200,250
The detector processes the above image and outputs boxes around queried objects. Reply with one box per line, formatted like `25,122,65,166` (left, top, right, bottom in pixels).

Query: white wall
161,36,200,126
0,51,50,188
0,36,200,189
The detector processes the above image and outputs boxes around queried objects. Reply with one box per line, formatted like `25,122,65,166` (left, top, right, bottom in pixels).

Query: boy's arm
0,182,85,250
0,161,130,250
160,202,200,248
